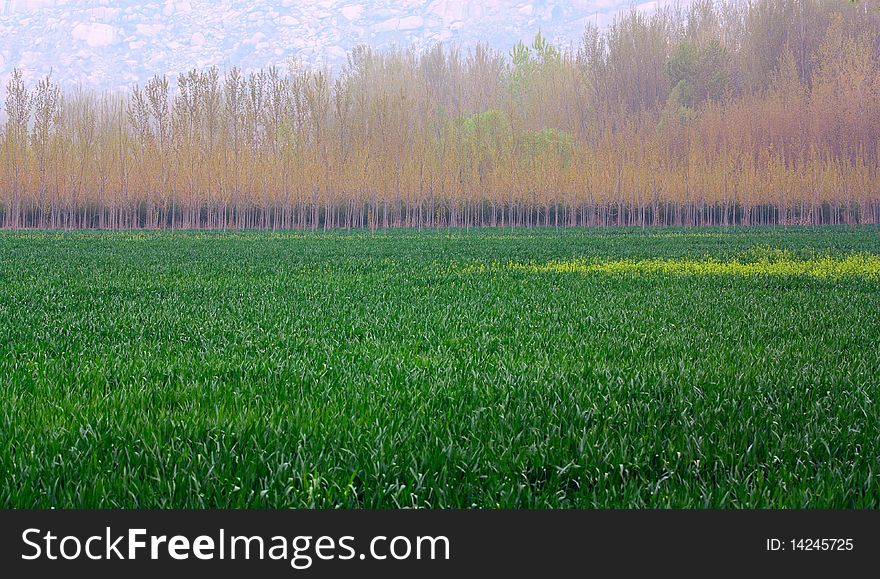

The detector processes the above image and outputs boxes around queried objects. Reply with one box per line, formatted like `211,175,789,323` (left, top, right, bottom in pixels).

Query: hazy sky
0,0,670,92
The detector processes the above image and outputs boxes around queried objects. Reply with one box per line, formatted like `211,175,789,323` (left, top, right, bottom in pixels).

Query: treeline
2,0,880,230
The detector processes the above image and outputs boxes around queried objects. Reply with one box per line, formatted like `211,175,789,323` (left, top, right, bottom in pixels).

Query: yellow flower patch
501,253,880,279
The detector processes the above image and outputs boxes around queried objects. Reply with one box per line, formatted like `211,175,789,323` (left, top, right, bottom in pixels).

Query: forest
2,0,880,230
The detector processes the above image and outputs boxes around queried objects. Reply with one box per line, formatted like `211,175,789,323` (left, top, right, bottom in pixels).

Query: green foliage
459,109,513,160
518,126,574,167
664,39,730,108
1,228,879,508
507,31,562,102
530,30,561,65
658,81,696,129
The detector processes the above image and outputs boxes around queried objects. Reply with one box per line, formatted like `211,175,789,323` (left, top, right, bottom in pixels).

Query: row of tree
2,0,880,229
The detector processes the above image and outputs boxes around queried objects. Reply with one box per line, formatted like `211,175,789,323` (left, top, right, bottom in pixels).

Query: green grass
1,227,879,508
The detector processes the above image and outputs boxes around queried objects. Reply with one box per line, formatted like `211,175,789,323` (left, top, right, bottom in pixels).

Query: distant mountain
0,0,656,92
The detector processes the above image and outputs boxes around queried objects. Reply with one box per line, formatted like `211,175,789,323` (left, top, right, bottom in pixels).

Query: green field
1,227,879,508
